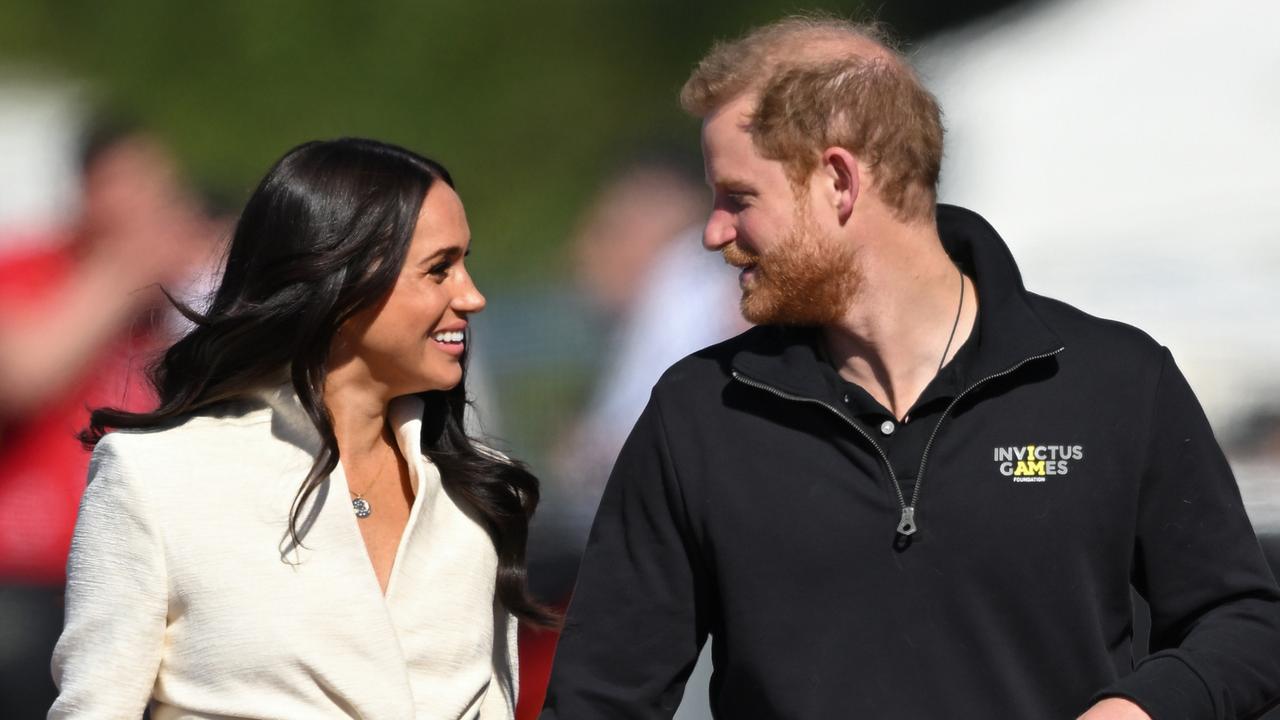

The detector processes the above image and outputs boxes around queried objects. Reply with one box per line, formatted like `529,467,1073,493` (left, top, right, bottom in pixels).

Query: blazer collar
250,383,431,496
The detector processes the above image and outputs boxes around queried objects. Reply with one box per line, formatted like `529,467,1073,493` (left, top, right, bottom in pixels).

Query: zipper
731,346,1064,536
730,371,911,521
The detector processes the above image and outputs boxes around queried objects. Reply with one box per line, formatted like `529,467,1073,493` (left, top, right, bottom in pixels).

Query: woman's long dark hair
84,137,556,627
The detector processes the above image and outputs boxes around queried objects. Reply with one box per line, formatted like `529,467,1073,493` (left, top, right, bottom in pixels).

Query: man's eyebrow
714,177,757,192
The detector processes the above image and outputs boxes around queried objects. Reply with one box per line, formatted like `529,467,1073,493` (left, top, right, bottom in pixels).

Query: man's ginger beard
723,199,862,326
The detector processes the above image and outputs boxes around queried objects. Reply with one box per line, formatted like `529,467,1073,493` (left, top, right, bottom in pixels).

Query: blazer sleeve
1096,349,1280,719
490,604,520,717
541,392,710,719
49,434,168,718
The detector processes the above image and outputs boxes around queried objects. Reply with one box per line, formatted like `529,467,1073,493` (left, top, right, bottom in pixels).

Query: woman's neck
323,375,396,462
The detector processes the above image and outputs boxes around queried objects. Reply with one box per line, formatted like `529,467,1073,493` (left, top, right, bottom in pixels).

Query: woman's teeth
433,330,464,343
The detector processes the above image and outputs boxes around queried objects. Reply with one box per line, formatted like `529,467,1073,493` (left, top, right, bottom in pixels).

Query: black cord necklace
938,268,965,372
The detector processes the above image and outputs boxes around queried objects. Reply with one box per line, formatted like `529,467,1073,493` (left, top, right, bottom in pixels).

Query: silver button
880,420,896,436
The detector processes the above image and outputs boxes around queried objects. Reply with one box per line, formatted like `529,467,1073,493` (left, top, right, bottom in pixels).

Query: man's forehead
703,93,756,132
701,144,749,188
700,95,762,181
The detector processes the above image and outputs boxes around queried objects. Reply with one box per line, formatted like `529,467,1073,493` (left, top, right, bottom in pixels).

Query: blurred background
1,0,1276,717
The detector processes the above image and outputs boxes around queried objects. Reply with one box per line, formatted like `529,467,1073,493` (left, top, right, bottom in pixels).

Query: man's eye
725,192,750,210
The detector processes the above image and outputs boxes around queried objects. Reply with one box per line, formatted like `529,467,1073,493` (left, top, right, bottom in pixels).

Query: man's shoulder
1027,292,1165,364
650,325,777,397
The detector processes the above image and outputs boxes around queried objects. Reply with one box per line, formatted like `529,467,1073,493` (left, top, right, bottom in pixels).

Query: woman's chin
409,368,463,395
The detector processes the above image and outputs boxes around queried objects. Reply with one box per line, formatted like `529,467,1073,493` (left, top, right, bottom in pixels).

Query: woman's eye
427,262,451,279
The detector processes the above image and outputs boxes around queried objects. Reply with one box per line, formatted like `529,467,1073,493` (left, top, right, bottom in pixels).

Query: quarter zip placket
731,345,1064,537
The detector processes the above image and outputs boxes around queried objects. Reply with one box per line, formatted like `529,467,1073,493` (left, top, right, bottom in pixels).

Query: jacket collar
251,383,430,496
731,204,1064,402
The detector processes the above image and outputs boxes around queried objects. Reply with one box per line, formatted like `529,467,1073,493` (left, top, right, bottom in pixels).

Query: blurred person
543,16,1280,720
0,122,215,419
49,138,555,718
1230,407,1280,588
570,159,708,324
0,121,214,718
1230,408,1280,465
521,161,742,719
550,160,743,566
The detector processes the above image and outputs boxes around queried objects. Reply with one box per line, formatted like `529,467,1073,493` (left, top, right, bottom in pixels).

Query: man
542,16,1280,720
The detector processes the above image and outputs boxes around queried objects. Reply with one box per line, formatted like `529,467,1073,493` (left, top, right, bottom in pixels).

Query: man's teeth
433,330,464,343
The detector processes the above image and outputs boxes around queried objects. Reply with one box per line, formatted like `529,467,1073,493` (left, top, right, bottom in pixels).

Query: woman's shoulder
87,395,318,522
92,397,278,474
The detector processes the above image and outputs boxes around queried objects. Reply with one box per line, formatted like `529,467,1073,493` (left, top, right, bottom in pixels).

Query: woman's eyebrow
417,245,465,265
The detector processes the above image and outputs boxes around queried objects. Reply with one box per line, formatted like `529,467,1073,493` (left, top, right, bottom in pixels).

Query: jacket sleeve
1096,349,1280,719
541,392,711,719
49,434,167,718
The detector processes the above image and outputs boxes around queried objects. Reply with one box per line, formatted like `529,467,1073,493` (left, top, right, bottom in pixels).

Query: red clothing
516,616,563,720
0,243,158,584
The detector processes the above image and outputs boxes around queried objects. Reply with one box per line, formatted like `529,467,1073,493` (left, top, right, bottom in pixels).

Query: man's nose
703,210,736,251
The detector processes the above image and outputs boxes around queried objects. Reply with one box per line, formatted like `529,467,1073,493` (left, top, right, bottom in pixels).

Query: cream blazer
49,385,518,719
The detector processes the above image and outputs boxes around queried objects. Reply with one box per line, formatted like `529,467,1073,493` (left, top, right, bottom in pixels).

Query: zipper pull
897,507,918,536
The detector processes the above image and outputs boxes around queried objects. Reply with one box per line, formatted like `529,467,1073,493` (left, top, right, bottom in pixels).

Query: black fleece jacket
542,205,1280,719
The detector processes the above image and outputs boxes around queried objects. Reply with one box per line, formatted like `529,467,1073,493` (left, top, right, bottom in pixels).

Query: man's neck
821,218,978,420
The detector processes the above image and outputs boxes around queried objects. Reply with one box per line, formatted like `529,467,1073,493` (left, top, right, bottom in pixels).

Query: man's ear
820,147,859,225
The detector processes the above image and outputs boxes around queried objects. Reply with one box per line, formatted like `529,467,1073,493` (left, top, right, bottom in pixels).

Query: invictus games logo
993,444,1084,482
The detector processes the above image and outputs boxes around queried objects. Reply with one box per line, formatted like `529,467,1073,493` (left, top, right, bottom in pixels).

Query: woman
48,138,554,718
